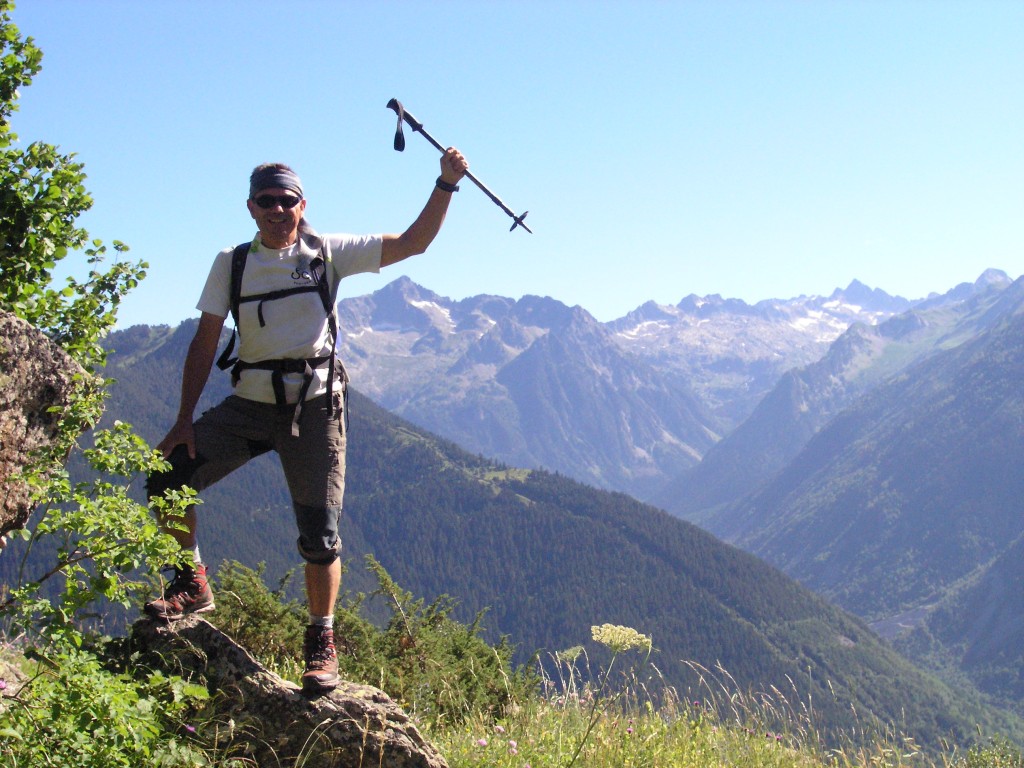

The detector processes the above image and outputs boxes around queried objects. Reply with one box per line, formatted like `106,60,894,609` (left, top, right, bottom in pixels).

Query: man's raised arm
380,147,468,267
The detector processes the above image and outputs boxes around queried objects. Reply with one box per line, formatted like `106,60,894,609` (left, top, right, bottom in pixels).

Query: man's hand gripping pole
387,98,532,234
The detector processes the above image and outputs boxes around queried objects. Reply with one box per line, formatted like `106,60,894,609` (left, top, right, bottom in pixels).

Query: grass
430,681,1002,768
435,703,820,768
429,649,1015,768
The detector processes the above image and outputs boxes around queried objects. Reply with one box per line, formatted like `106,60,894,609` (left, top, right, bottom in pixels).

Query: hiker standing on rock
145,148,468,694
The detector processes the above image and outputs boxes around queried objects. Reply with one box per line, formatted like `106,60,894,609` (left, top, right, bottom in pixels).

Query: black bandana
249,167,304,199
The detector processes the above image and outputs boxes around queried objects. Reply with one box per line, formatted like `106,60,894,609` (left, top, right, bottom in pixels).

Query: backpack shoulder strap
310,240,349,427
215,242,250,372
309,241,339,349
228,242,250,327
309,241,333,316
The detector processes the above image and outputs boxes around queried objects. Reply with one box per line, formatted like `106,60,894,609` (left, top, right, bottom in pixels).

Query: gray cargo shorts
147,393,346,565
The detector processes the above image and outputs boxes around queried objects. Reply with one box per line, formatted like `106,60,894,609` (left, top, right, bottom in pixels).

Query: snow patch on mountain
409,299,455,331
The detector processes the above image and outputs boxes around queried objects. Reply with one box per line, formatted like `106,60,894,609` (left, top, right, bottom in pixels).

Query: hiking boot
302,624,339,694
144,564,215,621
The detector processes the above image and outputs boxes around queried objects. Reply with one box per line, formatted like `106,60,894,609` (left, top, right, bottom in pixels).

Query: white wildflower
590,624,651,653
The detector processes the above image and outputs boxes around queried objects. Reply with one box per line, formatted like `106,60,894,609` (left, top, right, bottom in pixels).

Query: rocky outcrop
0,311,87,545
131,615,449,768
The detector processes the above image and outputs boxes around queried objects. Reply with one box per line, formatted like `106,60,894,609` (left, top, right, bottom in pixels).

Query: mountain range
653,268,1018,521
335,275,917,500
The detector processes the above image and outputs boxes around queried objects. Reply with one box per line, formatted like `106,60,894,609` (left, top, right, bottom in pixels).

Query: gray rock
0,311,88,543
131,615,449,768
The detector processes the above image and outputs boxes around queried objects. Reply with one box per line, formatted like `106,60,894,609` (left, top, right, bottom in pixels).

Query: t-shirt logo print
291,265,312,282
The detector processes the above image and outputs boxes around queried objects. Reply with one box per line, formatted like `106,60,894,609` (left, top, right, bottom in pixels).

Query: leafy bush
0,648,208,767
955,738,1024,768
206,559,308,680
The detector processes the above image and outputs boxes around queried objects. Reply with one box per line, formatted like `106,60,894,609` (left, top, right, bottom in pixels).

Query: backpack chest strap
239,284,324,327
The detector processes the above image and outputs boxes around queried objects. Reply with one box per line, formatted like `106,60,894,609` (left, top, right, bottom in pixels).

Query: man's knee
147,444,206,501
294,502,342,565
297,536,341,565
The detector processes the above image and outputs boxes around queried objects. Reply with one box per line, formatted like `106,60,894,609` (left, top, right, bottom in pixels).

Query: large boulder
0,311,87,545
131,615,450,768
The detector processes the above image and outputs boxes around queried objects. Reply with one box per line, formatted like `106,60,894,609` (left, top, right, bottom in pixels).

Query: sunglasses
252,194,303,210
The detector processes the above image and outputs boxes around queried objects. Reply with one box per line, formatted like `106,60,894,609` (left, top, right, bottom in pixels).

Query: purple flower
476,738,488,747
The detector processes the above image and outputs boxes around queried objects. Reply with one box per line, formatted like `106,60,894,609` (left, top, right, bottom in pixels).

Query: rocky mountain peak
975,268,1011,288
828,280,912,315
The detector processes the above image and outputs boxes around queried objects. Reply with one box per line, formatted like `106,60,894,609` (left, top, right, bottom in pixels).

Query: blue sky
11,1,1023,328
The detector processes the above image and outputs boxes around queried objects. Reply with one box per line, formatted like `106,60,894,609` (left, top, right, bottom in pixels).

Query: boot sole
301,675,340,695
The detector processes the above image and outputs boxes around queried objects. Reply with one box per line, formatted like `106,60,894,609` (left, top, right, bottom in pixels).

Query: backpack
215,240,348,436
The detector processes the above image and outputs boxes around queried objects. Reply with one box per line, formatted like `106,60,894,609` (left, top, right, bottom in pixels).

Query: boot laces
306,627,336,664
160,567,203,603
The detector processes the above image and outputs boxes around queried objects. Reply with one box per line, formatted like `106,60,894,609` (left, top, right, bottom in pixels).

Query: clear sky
10,0,1023,328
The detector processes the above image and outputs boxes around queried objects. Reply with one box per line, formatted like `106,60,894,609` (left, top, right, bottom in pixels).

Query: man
145,148,469,694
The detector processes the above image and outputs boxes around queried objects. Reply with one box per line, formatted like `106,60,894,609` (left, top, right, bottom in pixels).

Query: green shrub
208,556,536,728
955,738,1024,768
205,559,308,680
0,648,208,767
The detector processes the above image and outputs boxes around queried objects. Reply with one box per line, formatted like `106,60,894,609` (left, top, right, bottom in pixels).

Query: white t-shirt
197,230,382,404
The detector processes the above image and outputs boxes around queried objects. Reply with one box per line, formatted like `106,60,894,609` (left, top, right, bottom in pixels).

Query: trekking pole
387,98,532,234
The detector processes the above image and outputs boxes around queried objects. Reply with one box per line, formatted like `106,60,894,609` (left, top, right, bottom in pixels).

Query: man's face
247,187,306,248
